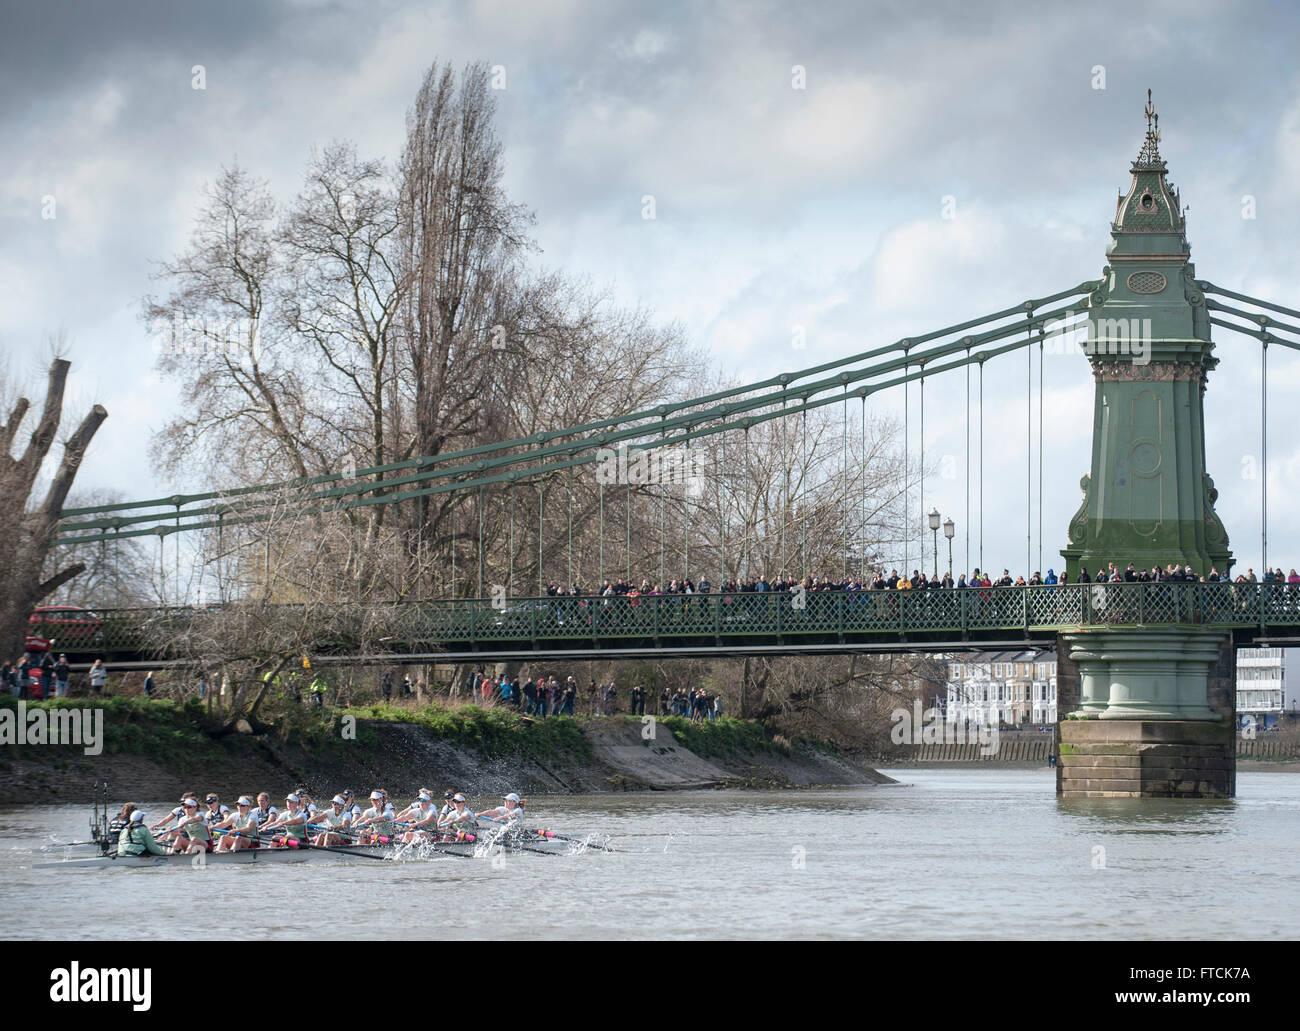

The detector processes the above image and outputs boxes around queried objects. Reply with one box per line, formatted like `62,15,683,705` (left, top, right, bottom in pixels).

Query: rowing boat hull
32,844,397,868
32,837,578,868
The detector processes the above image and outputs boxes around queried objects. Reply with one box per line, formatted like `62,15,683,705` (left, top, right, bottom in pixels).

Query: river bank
0,698,892,803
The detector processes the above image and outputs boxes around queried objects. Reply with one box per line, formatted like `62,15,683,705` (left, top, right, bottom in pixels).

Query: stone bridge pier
1055,629,1236,798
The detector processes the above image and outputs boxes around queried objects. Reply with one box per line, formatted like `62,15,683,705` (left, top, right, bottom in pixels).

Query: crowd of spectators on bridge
537,563,1300,598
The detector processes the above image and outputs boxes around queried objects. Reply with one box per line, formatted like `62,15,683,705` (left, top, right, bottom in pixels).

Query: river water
2,769,1297,939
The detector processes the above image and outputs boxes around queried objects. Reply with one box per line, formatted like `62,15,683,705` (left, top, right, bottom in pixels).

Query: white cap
286,793,300,803
370,790,384,800
182,798,199,808
332,795,346,805
504,793,521,803
131,810,147,823
236,796,253,806
453,793,467,803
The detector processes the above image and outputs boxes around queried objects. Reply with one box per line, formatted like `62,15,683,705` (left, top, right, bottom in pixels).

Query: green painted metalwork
55,293,1094,545
43,583,1300,661
1060,98,1233,579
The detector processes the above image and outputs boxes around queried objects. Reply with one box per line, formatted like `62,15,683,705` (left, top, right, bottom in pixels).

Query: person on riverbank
118,810,168,857
89,658,107,695
54,655,70,698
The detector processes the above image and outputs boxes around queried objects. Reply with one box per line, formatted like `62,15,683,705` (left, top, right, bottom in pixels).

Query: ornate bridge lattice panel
43,583,1300,662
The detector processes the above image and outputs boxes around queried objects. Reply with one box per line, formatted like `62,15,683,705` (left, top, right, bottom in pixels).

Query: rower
150,793,194,844
250,792,278,828
339,790,362,822
438,790,456,821
295,786,318,824
117,810,168,857
169,798,211,855
478,793,525,824
106,803,136,850
202,793,230,829
399,792,439,843
353,790,396,843
437,794,476,838
108,802,136,834
312,795,353,846
394,788,430,824
214,797,260,852
260,793,309,846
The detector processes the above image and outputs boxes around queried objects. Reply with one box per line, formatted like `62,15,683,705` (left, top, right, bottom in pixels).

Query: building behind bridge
944,650,1059,728
1236,647,1288,730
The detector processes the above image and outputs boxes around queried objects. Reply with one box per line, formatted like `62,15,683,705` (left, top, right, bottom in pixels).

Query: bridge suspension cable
1199,280,1300,577
55,286,1096,546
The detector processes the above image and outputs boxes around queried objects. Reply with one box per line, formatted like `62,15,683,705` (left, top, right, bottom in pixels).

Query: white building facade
945,649,1058,727
1236,647,1285,726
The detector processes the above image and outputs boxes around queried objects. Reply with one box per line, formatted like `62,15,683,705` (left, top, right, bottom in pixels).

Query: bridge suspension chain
56,292,1096,545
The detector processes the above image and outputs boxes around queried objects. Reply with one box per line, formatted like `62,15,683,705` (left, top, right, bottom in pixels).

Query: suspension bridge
37,96,1300,796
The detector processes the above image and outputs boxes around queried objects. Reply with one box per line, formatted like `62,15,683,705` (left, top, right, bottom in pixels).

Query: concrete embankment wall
885,734,1298,766
881,734,1053,765
1236,738,1300,760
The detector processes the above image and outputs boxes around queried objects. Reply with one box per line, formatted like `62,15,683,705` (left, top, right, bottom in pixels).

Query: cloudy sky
4,0,1300,580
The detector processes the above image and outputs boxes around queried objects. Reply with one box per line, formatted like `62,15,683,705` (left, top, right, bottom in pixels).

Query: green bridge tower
1056,93,1236,798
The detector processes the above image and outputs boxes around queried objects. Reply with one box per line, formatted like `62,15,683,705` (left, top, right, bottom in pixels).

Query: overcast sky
4,0,1300,581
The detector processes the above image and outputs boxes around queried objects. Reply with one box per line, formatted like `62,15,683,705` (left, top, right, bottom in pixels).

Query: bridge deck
34,582,1300,665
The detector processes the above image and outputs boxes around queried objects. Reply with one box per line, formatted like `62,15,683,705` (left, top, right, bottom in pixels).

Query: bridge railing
38,582,1300,657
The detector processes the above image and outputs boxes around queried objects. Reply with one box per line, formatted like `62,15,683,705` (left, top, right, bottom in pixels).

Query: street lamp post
928,509,940,581
944,517,955,578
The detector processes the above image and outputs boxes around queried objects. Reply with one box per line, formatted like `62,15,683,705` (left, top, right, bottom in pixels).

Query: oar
478,815,611,852
474,815,559,857
525,828,616,852
254,825,390,861
354,821,477,859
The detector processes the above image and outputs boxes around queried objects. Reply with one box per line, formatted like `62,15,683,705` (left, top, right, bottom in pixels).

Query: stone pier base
1057,720,1235,798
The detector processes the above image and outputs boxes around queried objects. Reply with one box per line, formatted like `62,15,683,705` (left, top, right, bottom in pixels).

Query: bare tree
164,487,408,727
0,357,107,656
280,142,405,487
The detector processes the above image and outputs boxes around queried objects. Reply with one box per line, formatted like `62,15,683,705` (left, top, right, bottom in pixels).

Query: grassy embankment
0,696,633,773
0,696,813,774
0,696,832,774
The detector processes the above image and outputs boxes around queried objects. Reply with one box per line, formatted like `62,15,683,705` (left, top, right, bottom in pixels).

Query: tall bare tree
144,165,321,484
0,357,107,656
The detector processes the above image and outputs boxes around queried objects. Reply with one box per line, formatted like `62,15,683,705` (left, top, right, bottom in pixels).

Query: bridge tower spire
1055,94,1236,800
1060,90,1232,579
